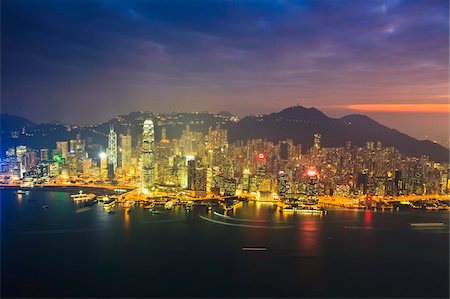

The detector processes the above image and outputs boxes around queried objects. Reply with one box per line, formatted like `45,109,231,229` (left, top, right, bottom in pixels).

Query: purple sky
1,0,448,146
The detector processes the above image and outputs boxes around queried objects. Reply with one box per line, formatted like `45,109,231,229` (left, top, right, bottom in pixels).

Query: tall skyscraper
56,141,68,159
141,119,155,191
99,152,108,180
106,125,118,171
40,148,49,161
120,133,132,170
313,133,321,150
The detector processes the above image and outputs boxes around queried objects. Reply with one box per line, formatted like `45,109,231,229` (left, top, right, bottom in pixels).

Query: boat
123,200,135,208
279,202,325,214
16,190,27,194
144,203,155,209
71,191,96,202
152,210,165,215
103,199,116,210
164,200,174,210
42,205,48,209
185,201,194,211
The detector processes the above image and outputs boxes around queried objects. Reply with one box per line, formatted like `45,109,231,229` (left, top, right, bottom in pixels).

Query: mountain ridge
1,106,448,161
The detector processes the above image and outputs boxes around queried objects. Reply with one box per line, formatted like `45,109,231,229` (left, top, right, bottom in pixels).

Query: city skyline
1,1,449,297
1,0,449,146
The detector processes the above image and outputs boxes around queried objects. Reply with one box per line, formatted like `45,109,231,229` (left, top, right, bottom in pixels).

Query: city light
307,169,318,177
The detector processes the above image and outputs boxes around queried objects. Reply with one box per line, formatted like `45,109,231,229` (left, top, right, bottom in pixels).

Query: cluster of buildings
1,119,449,199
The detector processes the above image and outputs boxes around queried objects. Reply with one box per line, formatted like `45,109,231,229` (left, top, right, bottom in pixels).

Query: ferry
279,203,325,214
143,203,155,209
20,178,35,188
103,200,116,210
164,200,175,210
185,201,194,211
71,191,96,202
123,200,135,208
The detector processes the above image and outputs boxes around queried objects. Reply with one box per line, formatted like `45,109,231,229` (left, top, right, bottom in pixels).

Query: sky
1,0,449,146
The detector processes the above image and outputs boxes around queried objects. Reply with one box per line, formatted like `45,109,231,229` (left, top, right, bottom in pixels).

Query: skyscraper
120,133,132,170
313,133,321,150
56,141,68,159
141,119,155,191
106,125,118,171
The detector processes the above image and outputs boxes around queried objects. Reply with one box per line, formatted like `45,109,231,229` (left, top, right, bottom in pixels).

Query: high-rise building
141,119,155,191
120,133,132,170
106,125,118,171
187,158,196,190
40,148,49,161
69,140,76,153
313,133,321,150
56,141,69,159
99,152,108,180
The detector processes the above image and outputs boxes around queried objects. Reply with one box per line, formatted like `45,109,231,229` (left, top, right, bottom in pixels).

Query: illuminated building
313,133,321,149
120,133,132,170
194,167,207,196
242,168,250,193
106,125,118,171
40,148,49,161
69,140,76,152
99,152,108,180
141,119,155,191
56,141,68,159
16,145,27,178
187,158,196,190
161,127,167,141
277,170,289,196
280,141,288,160
306,168,319,200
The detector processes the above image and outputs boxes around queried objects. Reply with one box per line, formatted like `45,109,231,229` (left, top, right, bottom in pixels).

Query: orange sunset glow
347,104,450,113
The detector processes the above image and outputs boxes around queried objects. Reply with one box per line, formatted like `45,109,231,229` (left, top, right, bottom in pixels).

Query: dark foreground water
1,190,449,298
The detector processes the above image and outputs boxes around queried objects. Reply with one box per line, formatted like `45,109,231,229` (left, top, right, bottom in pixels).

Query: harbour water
1,190,449,298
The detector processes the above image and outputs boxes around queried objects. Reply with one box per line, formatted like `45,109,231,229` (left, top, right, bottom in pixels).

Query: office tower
242,168,250,193
120,133,132,170
278,170,289,196
40,148,49,161
141,119,155,191
306,168,319,200
313,133,321,150
280,140,288,160
56,141,69,159
16,146,27,177
99,153,108,180
194,167,207,195
187,158,196,190
69,140,76,153
106,125,118,171
161,127,167,141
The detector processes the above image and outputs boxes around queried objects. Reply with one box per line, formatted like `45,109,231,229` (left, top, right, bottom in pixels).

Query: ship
71,191,96,202
164,200,175,210
123,200,135,208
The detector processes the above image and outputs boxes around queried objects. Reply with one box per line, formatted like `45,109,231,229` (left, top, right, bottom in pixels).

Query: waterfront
2,190,449,298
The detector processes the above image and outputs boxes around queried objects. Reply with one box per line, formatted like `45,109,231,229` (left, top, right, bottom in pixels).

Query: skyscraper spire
141,119,155,192
106,124,117,171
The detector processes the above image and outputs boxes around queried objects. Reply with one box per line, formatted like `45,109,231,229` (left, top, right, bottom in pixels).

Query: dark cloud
1,0,448,144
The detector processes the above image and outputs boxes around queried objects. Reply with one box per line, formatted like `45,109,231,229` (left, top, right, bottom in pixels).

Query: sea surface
1,190,449,298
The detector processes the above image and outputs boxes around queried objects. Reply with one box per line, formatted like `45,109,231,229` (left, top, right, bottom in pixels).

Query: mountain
226,106,449,162
0,114,36,132
1,107,448,162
